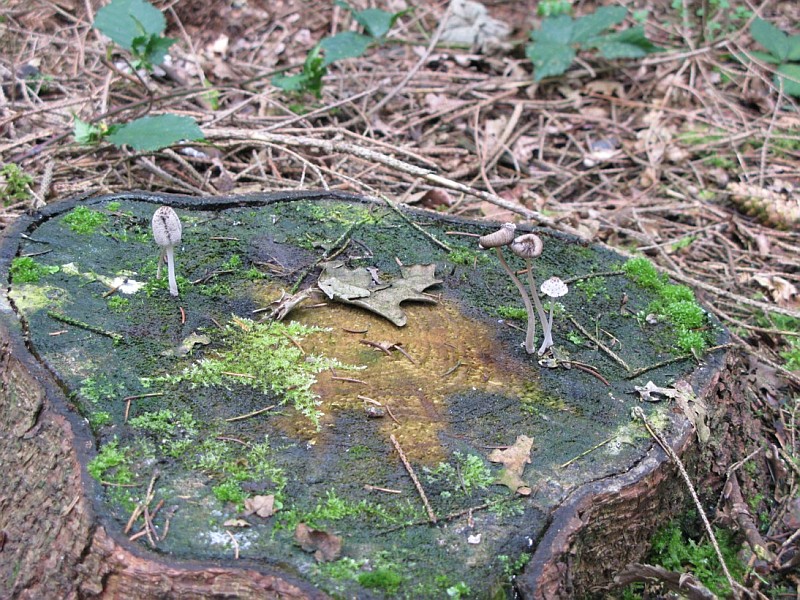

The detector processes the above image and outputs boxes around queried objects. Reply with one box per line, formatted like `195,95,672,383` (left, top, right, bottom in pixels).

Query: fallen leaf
634,381,709,443
751,273,797,304
488,435,534,494
318,262,441,326
295,523,342,562
223,518,251,528
243,494,276,518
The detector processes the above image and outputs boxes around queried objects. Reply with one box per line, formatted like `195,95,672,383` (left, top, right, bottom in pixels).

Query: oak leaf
488,435,534,495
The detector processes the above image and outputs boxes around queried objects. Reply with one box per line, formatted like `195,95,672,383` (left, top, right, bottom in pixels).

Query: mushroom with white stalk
478,223,540,354
509,233,551,356
151,206,182,297
538,276,569,355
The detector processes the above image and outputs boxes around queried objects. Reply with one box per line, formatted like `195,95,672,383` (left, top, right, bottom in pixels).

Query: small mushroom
479,224,538,354
151,206,182,297
510,234,551,354
538,276,569,355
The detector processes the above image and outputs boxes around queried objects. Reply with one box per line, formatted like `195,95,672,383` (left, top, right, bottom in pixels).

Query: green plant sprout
425,451,494,496
526,6,662,81
1,164,33,205
273,2,410,97
79,0,204,151
747,18,800,97
9,256,59,283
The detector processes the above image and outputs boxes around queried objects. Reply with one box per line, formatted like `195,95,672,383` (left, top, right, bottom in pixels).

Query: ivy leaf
592,26,663,59
530,14,574,45
776,63,800,97
750,18,789,62
319,31,373,66
73,117,104,145
317,262,441,326
571,5,627,44
93,0,166,51
107,114,204,152
526,41,576,80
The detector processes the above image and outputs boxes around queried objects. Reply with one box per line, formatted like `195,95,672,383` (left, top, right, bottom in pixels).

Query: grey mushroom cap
510,234,543,259
152,206,182,247
540,276,568,298
478,223,516,249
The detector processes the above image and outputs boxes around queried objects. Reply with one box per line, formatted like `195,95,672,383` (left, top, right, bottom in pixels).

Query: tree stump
0,191,730,598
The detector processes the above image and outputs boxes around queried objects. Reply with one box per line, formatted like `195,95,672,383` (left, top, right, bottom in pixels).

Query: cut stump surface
0,191,729,598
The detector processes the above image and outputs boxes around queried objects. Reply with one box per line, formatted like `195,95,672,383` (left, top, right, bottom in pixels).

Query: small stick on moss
331,375,367,384
560,435,615,469
624,343,734,380
385,403,400,425
220,371,256,379
390,434,437,524
225,405,277,422
47,310,123,343
123,392,166,423
568,361,610,386
143,505,157,547
566,315,631,372
377,193,451,252
179,306,186,325
632,407,743,599
562,270,625,284
102,283,122,298
226,530,240,559
364,484,402,494
440,360,462,378
290,220,360,294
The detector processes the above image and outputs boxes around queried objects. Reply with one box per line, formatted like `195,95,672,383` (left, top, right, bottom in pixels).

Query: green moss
9,256,59,283
448,247,488,266
649,522,744,597
424,451,493,496
63,205,108,234
1,163,33,204
107,296,130,312
164,317,348,427
575,276,607,301
89,411,112,429
88,439,133,483
212,480,248,508
624,258,711,353
497,305,527,320
358,568,403,593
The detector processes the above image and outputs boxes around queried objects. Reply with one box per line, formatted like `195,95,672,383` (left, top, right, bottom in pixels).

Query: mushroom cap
540,276,568,298
510,234,543,259
152,206,182,247
478,223,516,249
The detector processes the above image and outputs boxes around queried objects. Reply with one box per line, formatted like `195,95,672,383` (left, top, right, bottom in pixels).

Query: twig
364,484,402,494
47,310,123,343
225,404,277,422
226,530,240,559
632,407,743,599
566,315,631,372
560,435,615,468
390,434,437,524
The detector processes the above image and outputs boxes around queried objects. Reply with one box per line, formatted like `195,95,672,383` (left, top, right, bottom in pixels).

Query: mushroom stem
165,245,178,296
538,305,555,355
522,258,551,355
495,248,537,353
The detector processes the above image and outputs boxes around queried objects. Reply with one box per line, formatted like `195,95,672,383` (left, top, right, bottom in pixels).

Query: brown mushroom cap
151,206,182,247
510,233,543,259
478,223,516,249
540,276,568,298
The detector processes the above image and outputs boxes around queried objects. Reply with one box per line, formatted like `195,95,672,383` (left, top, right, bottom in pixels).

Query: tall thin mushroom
538,276,569,355
151,206,182,297
509,234,550,354
479,223,538,354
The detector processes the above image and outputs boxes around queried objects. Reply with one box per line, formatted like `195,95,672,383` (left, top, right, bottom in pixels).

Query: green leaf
571,6,627,44
107,114,203,151
788,35,800,61
319,31,373,65
354,8,395,38
272,46,326,97
73,117,104,145
525,41,576,80
750,18,789,62
593,26,662,59
776,63,800,97
747,50,782,65
131,34,175,67
93,0,167,51
531,14,574,45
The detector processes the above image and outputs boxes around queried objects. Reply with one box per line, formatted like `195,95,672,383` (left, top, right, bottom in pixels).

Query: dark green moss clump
358,568,403,593
623,257,710,353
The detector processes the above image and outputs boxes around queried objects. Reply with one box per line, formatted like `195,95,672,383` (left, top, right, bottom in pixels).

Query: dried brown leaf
488,435,533,493
295,523,342,562
243,494,276,519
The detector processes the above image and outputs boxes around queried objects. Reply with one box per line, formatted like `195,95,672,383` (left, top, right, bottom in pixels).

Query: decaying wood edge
517,347,733,598
0,309,325,599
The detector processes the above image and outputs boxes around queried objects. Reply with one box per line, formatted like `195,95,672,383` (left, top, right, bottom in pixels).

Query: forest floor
1,0,799,597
